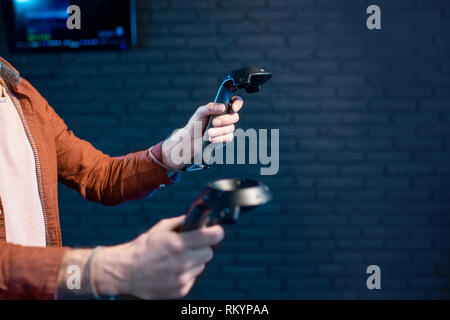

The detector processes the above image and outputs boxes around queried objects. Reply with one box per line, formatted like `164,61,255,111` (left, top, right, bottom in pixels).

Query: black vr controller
179,68,273,231
184,66,272,172
180,178,272,232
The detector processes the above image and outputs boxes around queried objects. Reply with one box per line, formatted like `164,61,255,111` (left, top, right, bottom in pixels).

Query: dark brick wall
1,0,450,299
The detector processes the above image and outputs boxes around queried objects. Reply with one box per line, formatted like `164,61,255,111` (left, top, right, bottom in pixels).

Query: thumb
155,215,186,231
196,102,226,119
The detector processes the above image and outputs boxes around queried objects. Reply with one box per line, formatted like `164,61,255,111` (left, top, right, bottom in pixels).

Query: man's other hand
161,97,244,170
93,215,224,299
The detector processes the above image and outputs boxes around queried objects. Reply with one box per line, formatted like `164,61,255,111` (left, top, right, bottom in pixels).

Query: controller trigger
227,101,233,113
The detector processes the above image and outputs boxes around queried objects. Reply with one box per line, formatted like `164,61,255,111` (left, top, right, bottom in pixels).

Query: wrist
161,139,186,171
161,123,204,170
56,249,92,299
93,243,131,297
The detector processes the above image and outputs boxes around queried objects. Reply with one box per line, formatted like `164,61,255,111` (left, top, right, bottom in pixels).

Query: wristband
87,246,115,300
149,146,180,172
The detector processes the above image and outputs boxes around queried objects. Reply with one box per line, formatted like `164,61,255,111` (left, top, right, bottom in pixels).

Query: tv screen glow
5,0,137,52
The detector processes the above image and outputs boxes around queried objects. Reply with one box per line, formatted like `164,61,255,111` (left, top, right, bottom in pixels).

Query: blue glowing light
116,26,124,36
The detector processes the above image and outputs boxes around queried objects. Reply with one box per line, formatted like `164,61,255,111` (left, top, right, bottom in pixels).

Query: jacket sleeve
0,243,67,299
46,103,174,206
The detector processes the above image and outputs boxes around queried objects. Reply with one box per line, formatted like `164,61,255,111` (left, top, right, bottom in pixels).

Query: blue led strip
130,0,137,47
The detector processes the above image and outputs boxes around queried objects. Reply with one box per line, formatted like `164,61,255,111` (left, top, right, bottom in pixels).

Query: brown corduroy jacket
0,57,174,299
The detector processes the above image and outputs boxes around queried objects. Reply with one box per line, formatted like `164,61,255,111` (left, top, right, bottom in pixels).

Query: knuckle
144,233,154,246
198,104,208,114
166,236,183,254
155,219,167,228
205,248,214,262
177,274,189,288
157,218,172,229
178,287,189,298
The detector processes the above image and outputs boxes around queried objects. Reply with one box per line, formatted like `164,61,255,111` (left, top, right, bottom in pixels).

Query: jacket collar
0,57,21,88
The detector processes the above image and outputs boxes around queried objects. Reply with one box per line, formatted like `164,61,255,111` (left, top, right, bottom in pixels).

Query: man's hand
161,97,244,170
93,215,224,299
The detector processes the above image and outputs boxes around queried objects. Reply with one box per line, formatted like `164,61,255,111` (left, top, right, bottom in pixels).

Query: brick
287,278,331,290
348,138,392,151
341,113,389,125
224,266,268,278
220,0,265,7
294,61,340,72
387,165,433,176
340,165,384,176
411,278,450,290
321,100,368,112
338,87,385,98
248,10,296,21
396,138,442,150
338,240,384,250
268,0,313,7
367,152,411,163
171,0,213,9
317,177,363,188
237,278,282,290
392,114,438,125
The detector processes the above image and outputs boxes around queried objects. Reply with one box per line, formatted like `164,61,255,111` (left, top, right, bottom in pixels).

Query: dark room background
1,0,449,299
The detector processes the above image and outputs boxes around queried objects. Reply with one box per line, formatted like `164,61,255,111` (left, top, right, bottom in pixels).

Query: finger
179,263,206,281
180,225,225,250
179,278,197,297
197,102,226,118
231,96,244,112
154,215,185,231
178,264,205,295
210,132,234,144
207,124,235,138
212,112,239,127
176,263,205,297
181,247,213,269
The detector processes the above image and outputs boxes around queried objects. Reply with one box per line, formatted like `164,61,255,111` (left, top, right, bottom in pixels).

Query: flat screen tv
3,0,137,52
